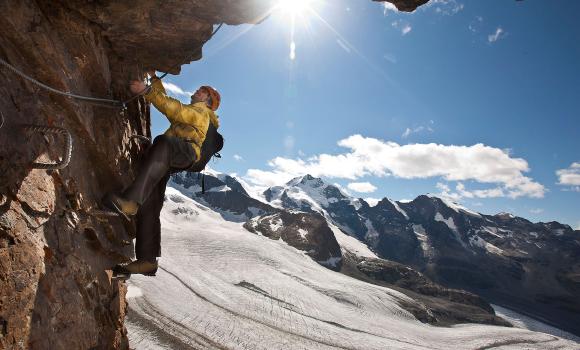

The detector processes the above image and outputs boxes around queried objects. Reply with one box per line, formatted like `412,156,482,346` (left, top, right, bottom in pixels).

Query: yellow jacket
144,78,220,160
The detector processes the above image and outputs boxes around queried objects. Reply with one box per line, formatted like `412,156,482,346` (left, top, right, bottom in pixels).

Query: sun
276,0,312,17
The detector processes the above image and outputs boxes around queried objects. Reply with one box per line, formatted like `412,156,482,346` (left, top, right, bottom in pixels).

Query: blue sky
150,0,580,228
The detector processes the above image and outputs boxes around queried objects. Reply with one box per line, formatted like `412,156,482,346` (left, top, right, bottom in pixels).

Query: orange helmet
201,85,221,111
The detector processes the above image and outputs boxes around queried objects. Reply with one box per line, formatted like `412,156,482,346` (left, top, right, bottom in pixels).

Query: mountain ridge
173,171,580,337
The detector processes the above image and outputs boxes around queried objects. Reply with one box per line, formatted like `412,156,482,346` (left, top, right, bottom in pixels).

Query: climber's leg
112,135,196,276
135,173,169,261
106,135,195,218
125,135,173,204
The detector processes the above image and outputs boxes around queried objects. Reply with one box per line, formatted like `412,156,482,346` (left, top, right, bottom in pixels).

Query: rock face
245,211,343,270
0,1,428,348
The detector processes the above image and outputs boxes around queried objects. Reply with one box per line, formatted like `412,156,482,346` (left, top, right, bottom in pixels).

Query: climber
107,71,221,277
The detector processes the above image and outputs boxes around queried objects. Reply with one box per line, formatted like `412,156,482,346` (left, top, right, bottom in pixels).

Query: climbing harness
24,125,73,170
0,23,224,110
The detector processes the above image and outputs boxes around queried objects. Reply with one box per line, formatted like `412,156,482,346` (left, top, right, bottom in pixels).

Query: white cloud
488,27,505,43
556,162,580,185
246,168,294,187
402,124,434,138
575,221,580,231
162,82,192,97
392,20,412,36
425,0,464,16
233,154,244,162
440,182,506,200
244,135,546,199
556,162,580,192
347,182,378,193
529,208,544,214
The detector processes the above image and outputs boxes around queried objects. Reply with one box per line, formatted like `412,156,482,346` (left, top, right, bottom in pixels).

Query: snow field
126,188,579,349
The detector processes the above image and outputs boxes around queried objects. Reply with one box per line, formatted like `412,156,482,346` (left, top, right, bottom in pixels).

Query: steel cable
0,57,123,107
0,23,224,109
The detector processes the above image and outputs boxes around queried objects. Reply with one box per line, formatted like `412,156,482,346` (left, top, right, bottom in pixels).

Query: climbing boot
113,259,158,277
105,193,139,220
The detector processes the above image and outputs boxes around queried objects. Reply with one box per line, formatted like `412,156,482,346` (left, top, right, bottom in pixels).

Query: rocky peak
540,221,574,232
264,174,350,211
363,197,408,222
495,211,515,218
290,174,324,187
244,211,343,270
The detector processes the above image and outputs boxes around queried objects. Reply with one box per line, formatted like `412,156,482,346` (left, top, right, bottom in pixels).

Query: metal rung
91,209,120,217
24,125,73,170
129,135,151,144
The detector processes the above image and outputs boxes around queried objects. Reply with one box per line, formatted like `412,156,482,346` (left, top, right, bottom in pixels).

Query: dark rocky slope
340,251,511,327
261,175,580,336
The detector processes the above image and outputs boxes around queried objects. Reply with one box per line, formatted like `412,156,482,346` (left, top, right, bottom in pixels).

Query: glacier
124,187,578,349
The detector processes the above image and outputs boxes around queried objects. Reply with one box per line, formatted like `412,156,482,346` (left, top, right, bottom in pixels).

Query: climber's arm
143,78,187,123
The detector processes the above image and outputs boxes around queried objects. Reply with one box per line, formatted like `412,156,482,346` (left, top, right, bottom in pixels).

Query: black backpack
189,122,223,173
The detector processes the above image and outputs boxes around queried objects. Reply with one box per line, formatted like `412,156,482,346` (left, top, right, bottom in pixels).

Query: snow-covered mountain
171,171,277,221
157,172,580,338
254,174,580,337
263,174,371,238
125,187,579,349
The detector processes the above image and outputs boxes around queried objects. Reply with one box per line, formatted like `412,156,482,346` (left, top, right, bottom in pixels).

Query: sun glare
276,0,312,16
274,0,317,61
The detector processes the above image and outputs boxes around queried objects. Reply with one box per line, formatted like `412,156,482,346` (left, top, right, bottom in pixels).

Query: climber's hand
129,80,147,95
